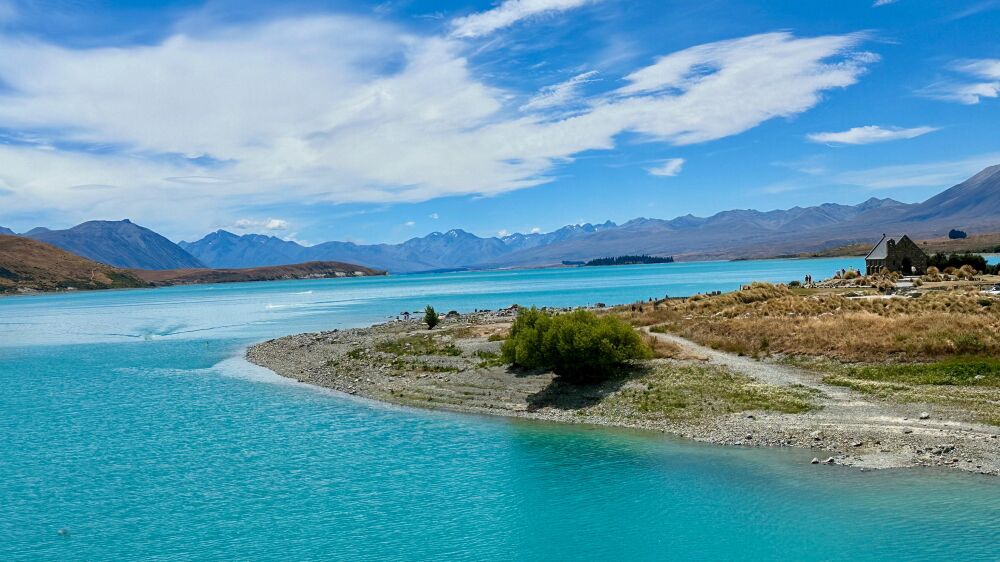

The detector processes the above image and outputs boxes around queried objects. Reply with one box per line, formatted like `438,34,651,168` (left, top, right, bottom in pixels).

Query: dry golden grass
618,283,1000,362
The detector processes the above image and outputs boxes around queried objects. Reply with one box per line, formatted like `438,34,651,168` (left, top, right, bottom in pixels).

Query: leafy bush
500,307,651,383
424,305,440,330
949,229,968,239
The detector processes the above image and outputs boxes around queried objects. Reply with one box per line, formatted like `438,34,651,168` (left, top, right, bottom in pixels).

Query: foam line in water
210,353,302,386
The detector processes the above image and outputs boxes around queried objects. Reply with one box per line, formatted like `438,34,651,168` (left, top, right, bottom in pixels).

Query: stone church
865,234,928,275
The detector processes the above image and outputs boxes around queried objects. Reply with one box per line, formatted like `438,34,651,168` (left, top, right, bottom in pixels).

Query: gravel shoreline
247,312,1000,475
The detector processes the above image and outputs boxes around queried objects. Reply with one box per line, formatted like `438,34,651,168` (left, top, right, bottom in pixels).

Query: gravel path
644,328,853,400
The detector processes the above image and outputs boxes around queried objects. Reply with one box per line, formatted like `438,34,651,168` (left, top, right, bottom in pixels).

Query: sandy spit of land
247,311,999,476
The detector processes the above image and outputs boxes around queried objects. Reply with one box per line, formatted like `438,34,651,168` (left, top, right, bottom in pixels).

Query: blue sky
0,0,997,244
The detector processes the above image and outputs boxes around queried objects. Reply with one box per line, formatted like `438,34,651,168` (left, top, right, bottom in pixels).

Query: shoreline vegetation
249,272,1000,476
584,255,675,266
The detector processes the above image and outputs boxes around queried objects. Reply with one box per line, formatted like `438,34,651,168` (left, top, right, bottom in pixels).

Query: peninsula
249,269,1000,476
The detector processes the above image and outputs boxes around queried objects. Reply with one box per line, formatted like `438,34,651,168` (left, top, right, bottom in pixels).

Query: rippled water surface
2,259,998,561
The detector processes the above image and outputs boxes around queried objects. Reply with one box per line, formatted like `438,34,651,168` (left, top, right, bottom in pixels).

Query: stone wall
884,236,928,274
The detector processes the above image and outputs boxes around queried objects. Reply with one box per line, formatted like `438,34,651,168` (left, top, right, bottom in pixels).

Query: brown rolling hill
130,261,386,286
0,234,148,294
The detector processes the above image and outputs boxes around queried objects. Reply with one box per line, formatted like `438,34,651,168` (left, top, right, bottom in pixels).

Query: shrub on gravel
501,307,651,383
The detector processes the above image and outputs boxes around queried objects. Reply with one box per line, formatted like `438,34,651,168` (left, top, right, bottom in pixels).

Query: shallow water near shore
3,258,999,560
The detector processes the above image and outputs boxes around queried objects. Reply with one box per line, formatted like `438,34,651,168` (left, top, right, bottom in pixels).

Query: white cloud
0,21,875,237
429,212,440,219
497,229,510,236
530,226,541,233
520,71,598,112
233,217,289,231
450,0,593,39
920,59,1000,104
404,220,416,227
646,158,685,177
806,125,937,145
872,0,898,6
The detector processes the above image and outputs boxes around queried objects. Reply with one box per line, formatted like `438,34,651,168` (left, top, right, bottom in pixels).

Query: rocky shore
247,312,1000,475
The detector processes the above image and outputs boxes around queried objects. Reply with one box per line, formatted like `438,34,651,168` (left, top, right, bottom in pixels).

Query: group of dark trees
928,253,999,274
585,255,674,267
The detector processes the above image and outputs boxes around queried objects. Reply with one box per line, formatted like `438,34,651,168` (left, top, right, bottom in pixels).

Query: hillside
27,220,205,270
131,261,386,286
0,235,148,294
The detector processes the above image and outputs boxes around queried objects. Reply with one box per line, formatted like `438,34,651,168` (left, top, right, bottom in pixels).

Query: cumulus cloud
450,0,593,39
530,226,541,233
520,70,598,112
806,125,937,145
429,212,440,219
0,19,875,236
646,158,685,177
920,59,1000,104
233,218,289,231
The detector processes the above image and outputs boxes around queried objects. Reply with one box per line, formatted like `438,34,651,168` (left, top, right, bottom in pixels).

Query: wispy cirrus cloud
835,152,1000,189
919,59,1000,104
807,125,938,145
872,0,898,6
646,158,685,177
449,0,595,39
520,70,599,112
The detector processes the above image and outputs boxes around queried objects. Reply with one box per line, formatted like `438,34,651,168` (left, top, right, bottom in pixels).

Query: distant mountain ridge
176,166,1000,272
179,221,621,273
11,165,1000,274
26,220,205,270
178,197,925,272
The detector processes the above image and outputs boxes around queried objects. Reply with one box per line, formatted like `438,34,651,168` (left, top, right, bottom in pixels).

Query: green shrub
424,305,440,330
500,307,651,383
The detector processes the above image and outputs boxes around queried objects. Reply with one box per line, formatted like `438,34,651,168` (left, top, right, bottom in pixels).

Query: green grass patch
474,350,505,368
834,357,1000,387
618,365,816,420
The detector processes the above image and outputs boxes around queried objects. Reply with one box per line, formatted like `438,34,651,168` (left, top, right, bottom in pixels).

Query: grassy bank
624,283,1000,361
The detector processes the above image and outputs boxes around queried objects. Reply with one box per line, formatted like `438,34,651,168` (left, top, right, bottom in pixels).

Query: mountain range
4,164,1000,273
21,220,205,270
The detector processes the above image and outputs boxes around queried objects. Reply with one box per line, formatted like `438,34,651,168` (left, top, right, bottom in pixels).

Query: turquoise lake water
2,258,999,560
